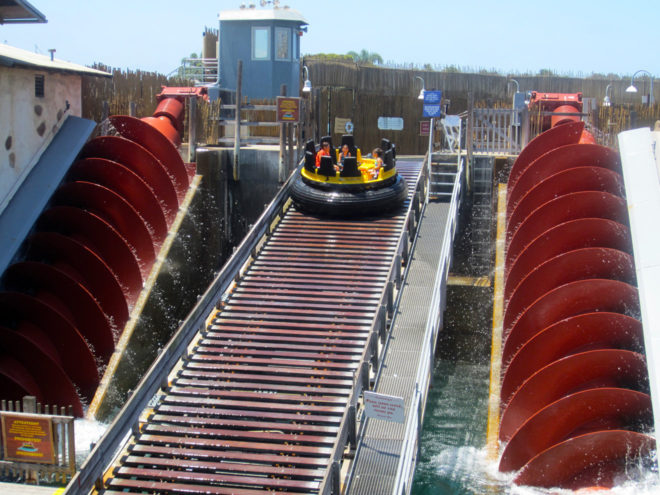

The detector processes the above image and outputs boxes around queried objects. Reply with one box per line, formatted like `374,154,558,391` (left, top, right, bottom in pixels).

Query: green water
411,285,501,495
411,360,498,495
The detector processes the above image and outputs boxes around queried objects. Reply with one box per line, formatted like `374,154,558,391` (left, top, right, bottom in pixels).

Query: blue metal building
218,5,307,99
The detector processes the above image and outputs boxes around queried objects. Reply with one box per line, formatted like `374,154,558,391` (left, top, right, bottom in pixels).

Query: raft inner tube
290,136,407,217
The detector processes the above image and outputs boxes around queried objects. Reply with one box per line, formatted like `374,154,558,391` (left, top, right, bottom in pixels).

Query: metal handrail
391,155,464,494
318,162,428,495
175,57,218,83
65,162,302,495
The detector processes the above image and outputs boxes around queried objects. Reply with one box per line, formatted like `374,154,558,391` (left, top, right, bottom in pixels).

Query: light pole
603,83,613,107
508,78,519,95
626,70,654,105
415,76,434,180
415,75,425,100
302,65,312,93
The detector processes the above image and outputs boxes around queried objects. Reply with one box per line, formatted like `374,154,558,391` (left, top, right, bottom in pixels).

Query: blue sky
2,0,658,78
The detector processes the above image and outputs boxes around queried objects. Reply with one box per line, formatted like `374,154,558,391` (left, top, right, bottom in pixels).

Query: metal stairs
429,152,459,201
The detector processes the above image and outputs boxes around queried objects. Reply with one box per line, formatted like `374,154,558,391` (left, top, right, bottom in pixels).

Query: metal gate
471,108,522,154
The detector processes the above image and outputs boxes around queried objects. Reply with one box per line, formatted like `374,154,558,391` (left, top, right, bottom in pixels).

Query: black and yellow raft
290,136,407,217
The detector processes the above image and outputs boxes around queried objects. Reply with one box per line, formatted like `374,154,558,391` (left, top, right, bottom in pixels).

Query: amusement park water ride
291,135,407,216
1,26,658,490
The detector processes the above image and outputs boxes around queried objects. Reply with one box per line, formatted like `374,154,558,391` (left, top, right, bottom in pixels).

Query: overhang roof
219,7,307,24
0,43,111,77
0,0,46,24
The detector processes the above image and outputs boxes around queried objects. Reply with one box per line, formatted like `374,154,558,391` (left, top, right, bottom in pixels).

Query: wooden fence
80,62,660,155
81,65,179,122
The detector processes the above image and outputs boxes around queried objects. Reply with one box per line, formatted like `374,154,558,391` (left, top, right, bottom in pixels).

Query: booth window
292,29,298,60
34,74,45,97
252,26,270,60
275,27,290,61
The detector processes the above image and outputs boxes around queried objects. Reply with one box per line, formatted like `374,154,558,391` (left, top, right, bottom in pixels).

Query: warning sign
334,117,352,134
364,391,405,423
1,413,55,464
276,96,301,122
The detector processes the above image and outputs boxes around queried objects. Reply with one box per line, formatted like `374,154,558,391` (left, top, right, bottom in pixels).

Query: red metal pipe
551,104,581,127
153,97,185,134
141,116,181,148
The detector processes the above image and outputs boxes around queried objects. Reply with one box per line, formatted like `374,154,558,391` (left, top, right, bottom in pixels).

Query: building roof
219,6,307,24
0,0,46,24
0,43,111,77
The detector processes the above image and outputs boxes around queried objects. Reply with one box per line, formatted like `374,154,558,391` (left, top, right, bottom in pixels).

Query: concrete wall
0,67,81,213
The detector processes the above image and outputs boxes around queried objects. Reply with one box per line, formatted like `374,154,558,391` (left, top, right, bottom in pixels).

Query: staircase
429,152,459,201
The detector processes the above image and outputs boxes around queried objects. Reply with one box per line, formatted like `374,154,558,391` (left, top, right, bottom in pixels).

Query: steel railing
318,160,429,495
391,155,464,495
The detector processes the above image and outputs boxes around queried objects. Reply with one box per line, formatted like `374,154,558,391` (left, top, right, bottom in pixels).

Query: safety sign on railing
364,391,405,423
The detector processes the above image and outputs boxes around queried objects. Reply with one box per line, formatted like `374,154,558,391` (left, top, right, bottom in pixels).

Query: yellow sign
276,97,301,122
1,413,55,464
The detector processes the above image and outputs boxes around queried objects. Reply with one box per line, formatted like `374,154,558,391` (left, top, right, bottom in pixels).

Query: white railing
175,57,218,84
471,108,522,154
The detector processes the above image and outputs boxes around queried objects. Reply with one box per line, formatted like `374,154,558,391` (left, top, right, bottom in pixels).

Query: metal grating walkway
99,162,424,494
348,201,451,494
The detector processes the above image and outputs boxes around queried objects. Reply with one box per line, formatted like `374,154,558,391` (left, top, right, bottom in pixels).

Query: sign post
277,95,300,181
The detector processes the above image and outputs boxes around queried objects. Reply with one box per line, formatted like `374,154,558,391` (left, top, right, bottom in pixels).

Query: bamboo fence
81,63,660,154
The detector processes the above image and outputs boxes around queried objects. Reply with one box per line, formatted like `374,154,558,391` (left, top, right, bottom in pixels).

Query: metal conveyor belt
99,161,424,494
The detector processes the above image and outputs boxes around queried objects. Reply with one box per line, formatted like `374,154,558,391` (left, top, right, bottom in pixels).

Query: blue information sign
423,90,442,118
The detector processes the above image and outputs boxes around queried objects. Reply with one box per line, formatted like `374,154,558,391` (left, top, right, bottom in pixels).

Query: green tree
176,52,202,79
442,64,462,73
304,53,355,62
347,49,383,65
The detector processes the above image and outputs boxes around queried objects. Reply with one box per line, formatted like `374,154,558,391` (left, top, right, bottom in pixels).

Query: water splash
74,418,108,467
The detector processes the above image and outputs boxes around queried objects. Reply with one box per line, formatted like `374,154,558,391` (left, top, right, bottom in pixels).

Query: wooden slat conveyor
99,162,425,494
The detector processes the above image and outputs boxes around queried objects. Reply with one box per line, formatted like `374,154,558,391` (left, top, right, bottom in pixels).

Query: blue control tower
217,4,307,99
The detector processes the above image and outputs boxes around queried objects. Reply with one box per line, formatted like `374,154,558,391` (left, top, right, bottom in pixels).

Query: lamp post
626,70,654,105
415,75,434,177
415,75,425,100
302,65,312,93
603,83,613,107
508,78,519,95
